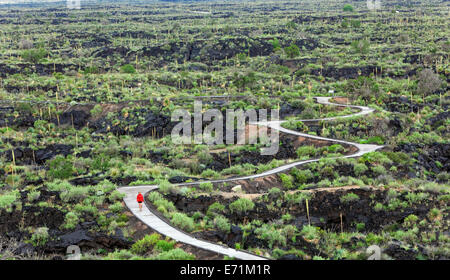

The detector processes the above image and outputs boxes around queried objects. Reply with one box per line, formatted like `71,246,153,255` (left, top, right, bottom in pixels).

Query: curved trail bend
118,97,384,260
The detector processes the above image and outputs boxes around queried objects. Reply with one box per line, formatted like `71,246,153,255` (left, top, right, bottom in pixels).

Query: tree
284,44,300,58
343,4,354,12
417,69,442,96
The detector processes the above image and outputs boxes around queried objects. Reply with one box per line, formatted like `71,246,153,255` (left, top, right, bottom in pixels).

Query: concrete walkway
118,97,384,260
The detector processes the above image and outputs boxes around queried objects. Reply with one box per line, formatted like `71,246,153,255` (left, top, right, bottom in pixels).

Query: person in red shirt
137,192,144,211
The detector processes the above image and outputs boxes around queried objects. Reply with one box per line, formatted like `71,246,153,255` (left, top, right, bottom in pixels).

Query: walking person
137,192,144,211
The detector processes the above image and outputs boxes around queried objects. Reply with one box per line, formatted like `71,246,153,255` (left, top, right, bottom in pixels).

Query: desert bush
63,212,79,230
27,191,41,202
48,155,74,180
60,186,89,203
343,4,354,12
74,203,98,216
403,214,419,228
281,224,297,239
405,192,429,205
201,169,220,179
148,191,163,202
153,198,176,213
340,193,360,204
279,173,294,189
290,168,313,184
268,187,282,197
207,202,225,218
108,190,125,202
109,202,123,213
417,69,442,96
351,40,370,54
284,44,300,58
120,64,136,74
0,192,18,210
31,227,49,247
300,225,320,240
154,248,195,260
199,182,213,192
170,213,195,232
353,163,368,176
131,233,161,255
214,215,231,233
229,198,255,214
296,145,317,158
158,181,175,194
154,239,175,252
21,48,47,63
285,192,311,205
372,165,387,176
254,224,286,249
90,104,103,117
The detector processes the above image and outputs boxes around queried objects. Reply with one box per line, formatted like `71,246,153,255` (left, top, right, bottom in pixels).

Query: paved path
118,97,383,260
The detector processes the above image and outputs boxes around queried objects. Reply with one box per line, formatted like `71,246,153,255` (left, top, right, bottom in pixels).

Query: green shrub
153,198,176,213
284,44,300,58
296,145,317,159
154,248,195,260
214,215,231,233
60,186,89,203
343,4,354,12
170,213,195,232
27,191,41,202
300,225,320,240
356,223,365,231
0,192,18,209
282,224,297,239
120,64,136,74
374,202,384,212
229,198,255,214
21,48,47,63
403,214,419,228
109,202,124,213
354,163,368,176
74,204,98,216
47,155,74,179
254,224,286,249
340,193,360,204
90,104,103,116
351,40,370,54
131,233,161,255
372,165,387,176
268,187,282,197
148,191,163,202
290,168,313,184
158,181,174,194
279,173,294,189
109,190,125,202
327,144,344,153
207,202,225,218
154,239,175,252
199,182,213,192
63,212,79,230
48,155,74,179
31,227,49,247
104,249,138,260
405,192,429,205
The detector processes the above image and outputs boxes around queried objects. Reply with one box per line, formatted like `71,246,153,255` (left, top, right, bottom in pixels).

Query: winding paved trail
118,97,384,260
